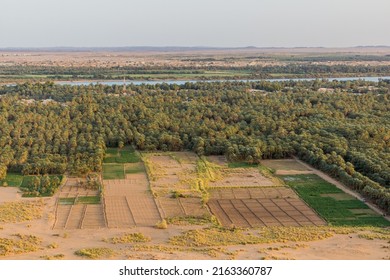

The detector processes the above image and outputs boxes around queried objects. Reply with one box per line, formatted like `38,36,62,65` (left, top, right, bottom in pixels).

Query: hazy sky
1,0,390,48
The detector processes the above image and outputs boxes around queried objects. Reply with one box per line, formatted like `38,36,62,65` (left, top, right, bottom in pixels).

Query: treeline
21,175,64,197
296,146,390,212
281,54,390,62
255,64,390,76
0,80,389,211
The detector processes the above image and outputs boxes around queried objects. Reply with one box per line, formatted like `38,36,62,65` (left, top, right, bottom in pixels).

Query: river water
54,76,390,86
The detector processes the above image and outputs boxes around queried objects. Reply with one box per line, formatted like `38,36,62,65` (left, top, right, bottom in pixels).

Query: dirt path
293,156,390,221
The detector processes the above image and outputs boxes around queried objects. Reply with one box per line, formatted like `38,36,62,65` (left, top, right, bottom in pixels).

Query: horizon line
1,45,390,52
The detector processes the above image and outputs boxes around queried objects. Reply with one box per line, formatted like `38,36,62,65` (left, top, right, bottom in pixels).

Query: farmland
103,147,161,228
143,152,209,220
0,152,389,260
53,177,105,230
205,157,325,228
2,48,390,84
280,174,390,227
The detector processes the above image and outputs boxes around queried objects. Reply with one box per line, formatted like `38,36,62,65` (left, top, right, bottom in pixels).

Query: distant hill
0,46,254,52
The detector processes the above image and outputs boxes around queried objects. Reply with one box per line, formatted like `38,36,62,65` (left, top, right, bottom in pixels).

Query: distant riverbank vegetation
0,80,389,211
1,64,390,83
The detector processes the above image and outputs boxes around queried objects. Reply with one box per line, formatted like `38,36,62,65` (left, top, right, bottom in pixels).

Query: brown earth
53,177,105,230
209,168,276,188
144,153,208,219
1,215,388,260
0,187,22,203
1,154,389,260
2,48,390,69
208,187,325,228
103,173,161,228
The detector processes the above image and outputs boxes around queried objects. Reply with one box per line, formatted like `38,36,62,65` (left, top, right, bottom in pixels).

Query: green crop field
0,172,24,187
76,196,101,204
227,162,259,168
102,164,125,179
20,176,36,188
124,163,145,174
58,196,100,205
103,146,140,163
280,174,390,227
58,197,76,205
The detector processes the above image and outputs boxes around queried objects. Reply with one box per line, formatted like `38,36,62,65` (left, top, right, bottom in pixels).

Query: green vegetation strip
0,173,24,187
77,196,101,204
280,174,390,227
228,162,259,168
59,196,100,205
124,163,145,174
102,164,125,179
104,146,140,164
58,197,76,205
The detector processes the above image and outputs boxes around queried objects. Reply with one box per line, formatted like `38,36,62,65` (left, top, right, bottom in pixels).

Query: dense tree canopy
0,80,389,211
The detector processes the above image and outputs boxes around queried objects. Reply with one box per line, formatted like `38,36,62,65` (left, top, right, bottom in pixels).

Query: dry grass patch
166,215,218,226
107,233,151,244
129,244,236,259
155,219,168,229
207,166,276,188
170,228,263,247
169,226,363,247
358,228,390,240
142,155,167,181
75,247,115,259
47,242,58,249
258,227,334,242
40,254,65,260
0,200,43,223
0,234,42,256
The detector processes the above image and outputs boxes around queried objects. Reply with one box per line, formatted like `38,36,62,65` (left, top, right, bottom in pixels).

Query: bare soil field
158,197,208,218
261,159,314,175
53,177,105,230
208,198,325,227
103,172,161,228
1,163,389,260
208,187,325,228
208,167,276,188
58,177,100,197
143,152,209,219
0,187,22,203
209,187,296,200
54,204,106,230
1,153,389,260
